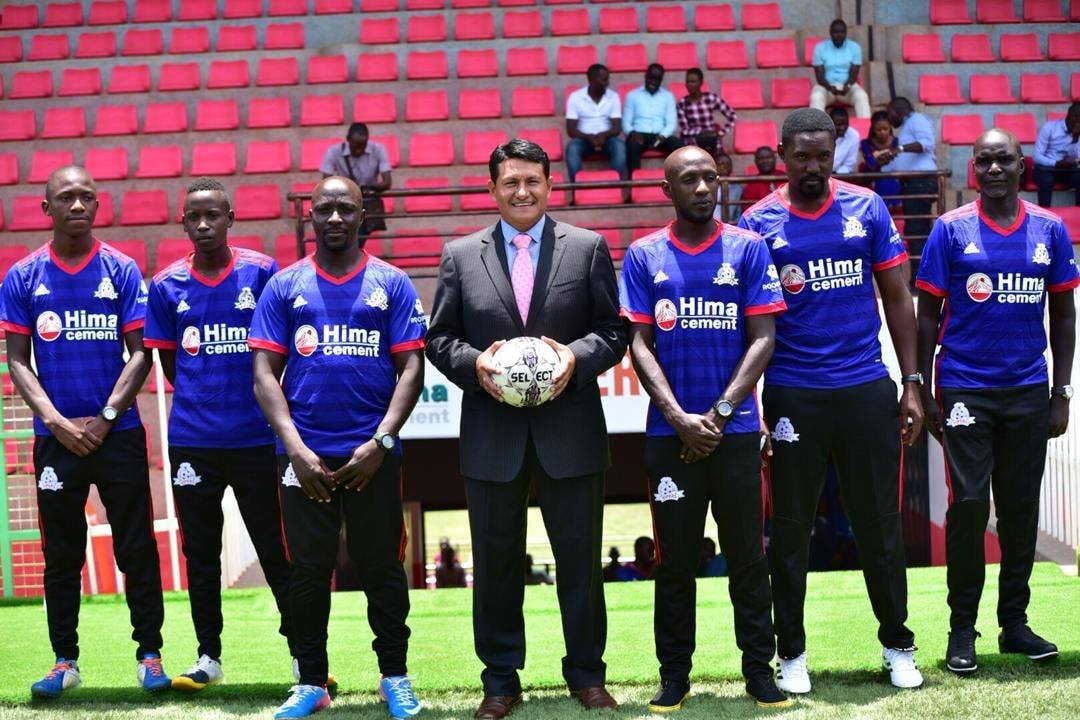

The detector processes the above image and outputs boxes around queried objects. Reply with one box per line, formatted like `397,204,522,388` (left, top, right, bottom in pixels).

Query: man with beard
739,108,925,693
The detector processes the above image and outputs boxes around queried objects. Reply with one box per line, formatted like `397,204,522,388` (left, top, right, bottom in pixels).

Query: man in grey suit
426,139,627,719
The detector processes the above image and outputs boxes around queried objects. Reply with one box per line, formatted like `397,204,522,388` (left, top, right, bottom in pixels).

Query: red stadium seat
463,130,508,163
656,42,698,71
9,197,53,232
1048,33,1080,61
208,60,250,89
503,10,542,38
599,7,638,33
930,0,972,23
1072,73,1080,101
28,34,69,61
0,155,18,185
158,63,200,92
44,2,82,26
248,98,292,128
557,46,598,74
903,34,946,63
734,120,777,154
408,0,445,8
756,38,798,68
357,52,398,82
171,27,211,54
94,104,137,136
234,186,282,220
257,57,300,86
224,0,263,18
408,133,455,167
76,32,117,59
308,55,349,84
406,90,450,122
300,138,338,170
646,5,686,32
59,68,102,96
10,70,53,99
511,87,555,117
993,112,1037,143
507,46,548,76
218,25,258,51
630,168,666,204
244,141,293,173
459,88,502,119
951,34,994,62
1053,206,1080,240
457,48,498,77
941,114,985,144
154,238,193,272
42,107,87,138
607,43,648,72
803,36,823,65
1072,0,1080,21
353,93,397,123
301,94,344,126
269,0,308,16
455,12,495,41
405,51,448,80
389,232,443,268
316,0,355,12
136,145,183,178
547,171,567,207
919,74,964,105
134,0,171,22
0,37,22,63
274,233,305,266
266,23,305,49
519,128,563,161
770,77,812,108
976,0,1019,22
194,99,240,131
971,75,1014,103
1023,0,1066,21
105,240,145,274
707,40,749,70
696,4,736,31
85,146,129,179
371,134,400,166
408,14,447,42
0,111,34,142
403,178,452,213
89,0,127,24
360,17,400,44
109,64,151,93
144,102,189,133
190,142,237,175
574,170,622,206
29,151,75,183
1001,33,1043,62
0,4,38,29
119,190,168,225
179,0,217,20
122,28,164,56
741,2,782,29
460,176,497,211
720,79,764,109
552,8,591,36
91,192,114,227
1020,73,1065,103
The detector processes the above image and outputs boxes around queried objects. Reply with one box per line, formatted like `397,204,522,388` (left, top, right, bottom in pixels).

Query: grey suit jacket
425,216,628,482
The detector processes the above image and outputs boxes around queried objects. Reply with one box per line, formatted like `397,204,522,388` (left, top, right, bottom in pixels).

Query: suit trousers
465,437,607,696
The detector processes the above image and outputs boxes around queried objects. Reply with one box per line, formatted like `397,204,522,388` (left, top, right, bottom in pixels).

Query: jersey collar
976,198,1027,236
188,247,237,288
311,250,369,285
48,237,100,275
666,220,724,256
777,178,836,219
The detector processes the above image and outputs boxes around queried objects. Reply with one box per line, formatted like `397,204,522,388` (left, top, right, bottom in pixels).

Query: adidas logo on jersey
1032,243,1051,266
235,286,257,310
366,288,389,311
712,262,739,287
842,216,867,239
963,242,980,255
173,462,202,487
293,294,308,308
38,466,63,491
771,417,800,442
945,402,976,428
177,299,191,313
653,270,669,284
772,238,789,249
33,283,50,296
653,476,685,503
93,277,119,300
281,464,300,488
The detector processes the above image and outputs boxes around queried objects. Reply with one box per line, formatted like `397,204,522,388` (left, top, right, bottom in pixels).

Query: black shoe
648,680,690,713
745,675,793,708
999,625,1059,661
946,627,980,674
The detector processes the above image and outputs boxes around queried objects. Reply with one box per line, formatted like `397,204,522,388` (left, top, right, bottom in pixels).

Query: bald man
250,177,427,719
620,147,791,710
0,167,170,696
917,130,1077,674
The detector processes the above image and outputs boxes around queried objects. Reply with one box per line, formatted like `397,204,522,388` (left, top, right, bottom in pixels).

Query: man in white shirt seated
810,19,871,119
623,64,683,174
1033,103,1080,208
831,108,860,174
565,63,627,183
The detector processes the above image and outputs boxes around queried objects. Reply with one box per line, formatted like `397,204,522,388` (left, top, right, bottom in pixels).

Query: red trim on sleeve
745,301,787,316
248,337,288,354
390,338,426,354
143,338,178,349
872,252,909,272
914,279,948,297
619,308,653,324
0,321,31,335
121,319,144,333
1048,276,1080,294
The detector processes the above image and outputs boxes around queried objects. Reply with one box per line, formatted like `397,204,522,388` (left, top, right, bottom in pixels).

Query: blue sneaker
30,658,81,698
137,653,171,692
274,684,331,719
379,675,422,718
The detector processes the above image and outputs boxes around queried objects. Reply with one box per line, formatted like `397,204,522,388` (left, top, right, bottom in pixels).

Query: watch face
380,434,395,450
103,407,118,421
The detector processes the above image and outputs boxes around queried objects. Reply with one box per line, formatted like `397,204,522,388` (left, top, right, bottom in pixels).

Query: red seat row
903,32,1080,63
931,0,1080,23
0,0,374,28
941,112,1045,145
919,72,1074,105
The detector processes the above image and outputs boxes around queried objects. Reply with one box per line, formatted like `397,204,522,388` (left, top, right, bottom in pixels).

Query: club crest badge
771,417,800,442
946,402,976,428
712,262,739,287
842,216,867,239
173,462,202,487
94,277,118,300
38,466,63,491
281,464,300,487
1032,243,1051,266
654,476,685,503
235,286,257,310
366,287,389,311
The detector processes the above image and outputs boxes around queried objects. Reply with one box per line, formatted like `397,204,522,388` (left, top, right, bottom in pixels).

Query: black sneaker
999,625,1059,661
746,675,793,708
648,679,691,713
946,627,980,674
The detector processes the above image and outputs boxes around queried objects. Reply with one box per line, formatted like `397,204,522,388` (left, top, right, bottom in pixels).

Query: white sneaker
172,654,223,691
882,647,924,689
775,652,811,694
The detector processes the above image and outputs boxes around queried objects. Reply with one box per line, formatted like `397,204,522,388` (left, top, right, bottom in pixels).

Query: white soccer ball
490,336,561,408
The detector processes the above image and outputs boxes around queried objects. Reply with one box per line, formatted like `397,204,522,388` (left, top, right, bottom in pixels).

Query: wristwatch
713,399,734,419
1052,385,1074,400
373,431,397,452
101,406,119,424
902,373,924,386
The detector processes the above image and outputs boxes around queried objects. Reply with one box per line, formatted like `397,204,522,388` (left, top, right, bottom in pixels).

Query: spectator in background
698,538,728,578
886,97,938,277
741,146,781,206
860,111,903,214
810,19,871,118
524,554,553,585
615,537,656,581
1033,102,1080,208
712,151,743,223
603,547,622,582
831,107,860,174
677,67,737,154
624,64,682,174
435,543,467,589
565,63,626,183
319,122,391,237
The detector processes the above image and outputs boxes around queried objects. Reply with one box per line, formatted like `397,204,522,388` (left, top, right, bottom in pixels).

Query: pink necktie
510,233,533,325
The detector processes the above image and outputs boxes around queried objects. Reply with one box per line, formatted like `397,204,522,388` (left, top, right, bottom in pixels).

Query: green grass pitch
0,564,1077,719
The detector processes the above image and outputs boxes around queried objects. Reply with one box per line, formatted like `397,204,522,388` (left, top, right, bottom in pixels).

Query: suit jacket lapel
481,223,525,333
525,217,566,333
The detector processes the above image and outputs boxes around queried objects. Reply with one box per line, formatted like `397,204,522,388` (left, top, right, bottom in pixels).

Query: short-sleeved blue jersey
144,247,278,448
619,222,786,436
0,239,146,435
916,200,1080,389
738,179,909,388
248,254,427,457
